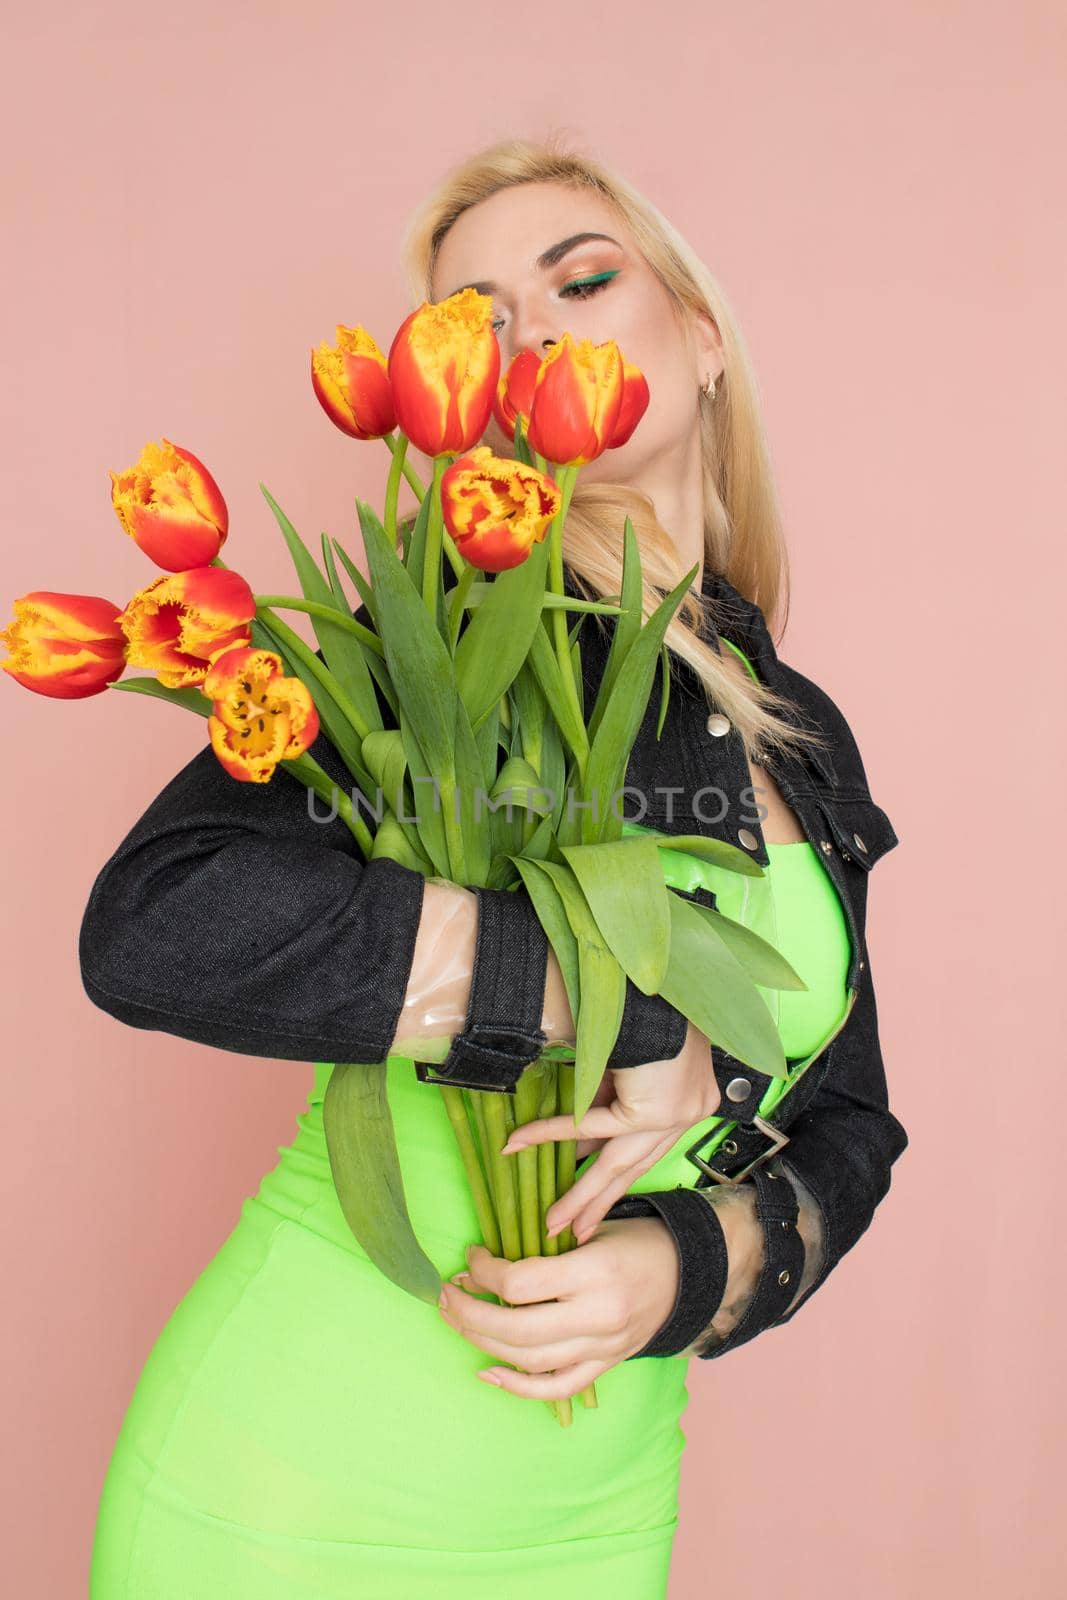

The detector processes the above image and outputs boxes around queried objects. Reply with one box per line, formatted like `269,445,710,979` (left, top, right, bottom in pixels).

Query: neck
623,421,706,597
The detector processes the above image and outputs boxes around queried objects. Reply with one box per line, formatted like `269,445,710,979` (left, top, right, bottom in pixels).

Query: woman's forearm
680,1162,827,1356
390,879,577,1063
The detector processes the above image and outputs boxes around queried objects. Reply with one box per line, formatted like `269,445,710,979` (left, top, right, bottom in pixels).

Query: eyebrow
445,232,622,298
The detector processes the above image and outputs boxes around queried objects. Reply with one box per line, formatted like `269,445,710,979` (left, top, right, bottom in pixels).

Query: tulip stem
252,597,384,654
384,435,408,544
382,432,427,502
278,752,375,859
422,457,449,620
446,562,476,653
545,465,585,779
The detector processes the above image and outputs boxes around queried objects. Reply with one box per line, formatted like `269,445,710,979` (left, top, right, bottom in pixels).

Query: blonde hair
399,133,828,770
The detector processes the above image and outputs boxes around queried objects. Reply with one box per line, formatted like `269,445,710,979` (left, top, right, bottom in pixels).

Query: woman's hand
501,1021,721,1244
437,1217,680,1400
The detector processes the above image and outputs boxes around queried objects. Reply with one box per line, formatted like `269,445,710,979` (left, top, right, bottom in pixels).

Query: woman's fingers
501,1108,621,1153
543,1133,659,1236
477,1358,608,1401
571,1137,677,1239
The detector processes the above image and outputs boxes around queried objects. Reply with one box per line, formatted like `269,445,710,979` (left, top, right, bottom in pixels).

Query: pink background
3,3,1064,1594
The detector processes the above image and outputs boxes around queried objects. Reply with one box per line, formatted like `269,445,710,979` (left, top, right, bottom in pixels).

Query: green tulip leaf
260,484,383,736
322,1061,441,1304
560,835,671,994
454,534,551,730
108,678,211,717
659,893,787,1078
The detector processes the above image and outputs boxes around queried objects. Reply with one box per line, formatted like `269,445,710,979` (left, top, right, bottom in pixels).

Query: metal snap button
852,832,867,852
721,1138,738,1155
777,1269,791,1286
725,1076,751,1103
705,712,731,737
737,827,758,851
819,839,833,854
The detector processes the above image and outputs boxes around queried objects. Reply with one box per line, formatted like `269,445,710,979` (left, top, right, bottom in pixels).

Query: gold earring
701,374,717,400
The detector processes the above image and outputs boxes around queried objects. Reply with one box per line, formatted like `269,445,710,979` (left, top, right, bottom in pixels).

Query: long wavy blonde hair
399,134,827,770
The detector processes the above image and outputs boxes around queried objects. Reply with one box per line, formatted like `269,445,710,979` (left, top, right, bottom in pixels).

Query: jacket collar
700,569,844,787
699,567,781,682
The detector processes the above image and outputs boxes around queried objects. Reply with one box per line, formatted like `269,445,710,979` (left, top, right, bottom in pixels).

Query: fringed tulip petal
0,591,127,698
525,334,626,466
118,567,256,689
204,645,319,781
311,326,397,440
441,447,561,573
388,289,500,457
609,362,651,448
492,348,543,441
110,439,229,572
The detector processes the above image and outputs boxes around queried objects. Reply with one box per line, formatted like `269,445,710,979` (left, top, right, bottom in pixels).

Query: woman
81,138,908,1596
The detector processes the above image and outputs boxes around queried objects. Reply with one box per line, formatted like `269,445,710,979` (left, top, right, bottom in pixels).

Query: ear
693,310,725,385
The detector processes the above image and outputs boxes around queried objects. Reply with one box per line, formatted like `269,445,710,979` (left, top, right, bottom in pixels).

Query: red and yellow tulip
311,325,397,440
202,645,318,782
492,348,542,442
440,447,561,572
607,360,651,448
0,592,127,698
110,440,229,572
388,288,500,458
525,334,625,467
117,567,256,689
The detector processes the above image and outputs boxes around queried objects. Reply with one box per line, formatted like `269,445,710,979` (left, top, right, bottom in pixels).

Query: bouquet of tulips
2,287,806,1427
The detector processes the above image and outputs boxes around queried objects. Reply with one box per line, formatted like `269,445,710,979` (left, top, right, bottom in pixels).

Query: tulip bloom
110,439,229,572
311,325,397,440
607,360,651,448
202,645,319,783
1,592,127,699
440,447,561,572
492,348,542,442
117,567,256,689
525,334,626,467
388,288,500,457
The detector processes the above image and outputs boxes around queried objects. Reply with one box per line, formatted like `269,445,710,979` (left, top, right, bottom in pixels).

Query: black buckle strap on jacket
698,1164,806,1359
685,1045,790,1185
605,981,689,1069
415,886,549,1095
605,1187,730,1358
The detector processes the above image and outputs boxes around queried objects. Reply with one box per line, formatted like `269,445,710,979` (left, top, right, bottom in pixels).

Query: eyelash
490,271,619,332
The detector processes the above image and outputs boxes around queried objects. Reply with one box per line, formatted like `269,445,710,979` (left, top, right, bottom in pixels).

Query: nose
507,299,560,363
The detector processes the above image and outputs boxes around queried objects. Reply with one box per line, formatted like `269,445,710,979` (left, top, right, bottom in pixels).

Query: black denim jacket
78,562,908,1360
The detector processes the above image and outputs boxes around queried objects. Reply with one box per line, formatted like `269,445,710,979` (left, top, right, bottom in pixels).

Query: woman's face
428,181,722,484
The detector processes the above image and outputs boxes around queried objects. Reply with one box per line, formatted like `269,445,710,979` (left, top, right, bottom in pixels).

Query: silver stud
738,827,758,851
852,832,867,852
778,1269,791,1286
705,712,731,737
722,1138,738,1155
820,839,833,854
725,1076,751,1103
859,959,865,971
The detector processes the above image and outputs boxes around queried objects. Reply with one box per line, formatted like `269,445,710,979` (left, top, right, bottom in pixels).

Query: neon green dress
89,643,852,1599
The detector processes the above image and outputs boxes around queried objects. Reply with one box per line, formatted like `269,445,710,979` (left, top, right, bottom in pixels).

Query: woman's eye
489,270,619,334
559,270,619,301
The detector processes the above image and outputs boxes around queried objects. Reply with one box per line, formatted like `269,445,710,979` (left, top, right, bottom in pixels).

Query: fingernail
438,1287,449,1310
477,1369,503,1386
500,1141,517,1155
546,1221,562,1237
450,1271,471,1286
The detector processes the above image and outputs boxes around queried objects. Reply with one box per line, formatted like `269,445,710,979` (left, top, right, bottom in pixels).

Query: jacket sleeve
608,908,908,1360
78,723,429,1064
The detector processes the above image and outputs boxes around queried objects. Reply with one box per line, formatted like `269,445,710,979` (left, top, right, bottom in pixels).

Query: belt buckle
685,1114,791,1186
413,1059,516,1095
